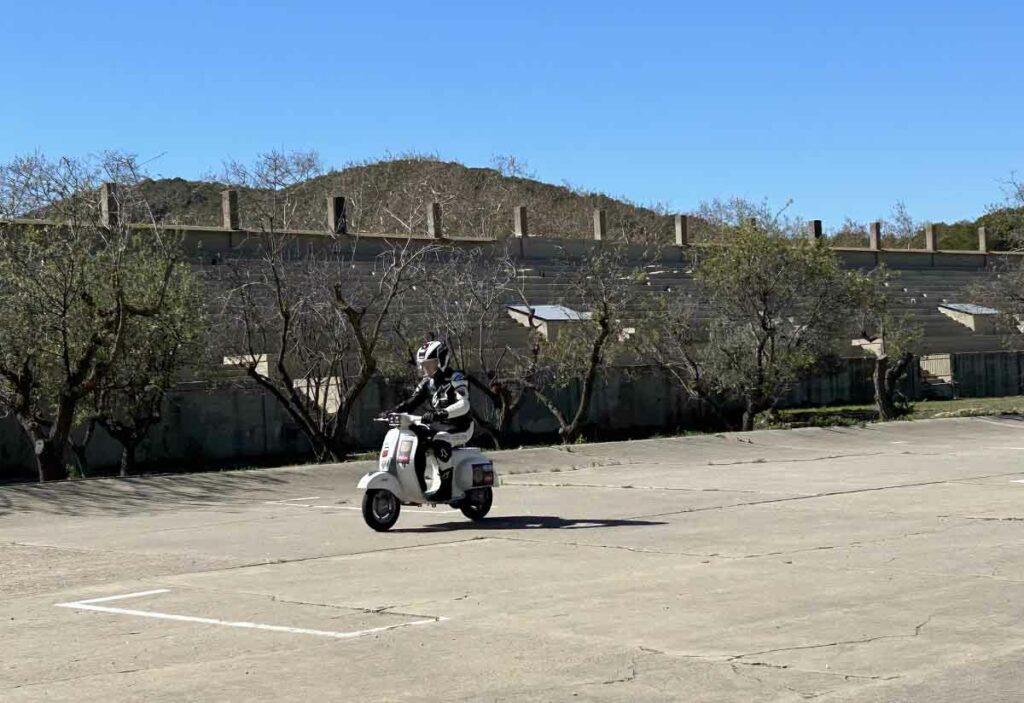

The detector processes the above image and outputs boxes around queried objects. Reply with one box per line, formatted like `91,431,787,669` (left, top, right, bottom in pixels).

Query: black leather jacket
392,370,473,432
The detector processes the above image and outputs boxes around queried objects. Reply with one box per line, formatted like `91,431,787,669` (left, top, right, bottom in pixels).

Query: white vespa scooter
358,413,498,531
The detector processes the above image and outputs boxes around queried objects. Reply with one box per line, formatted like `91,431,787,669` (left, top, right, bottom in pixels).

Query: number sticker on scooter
398,439,414,464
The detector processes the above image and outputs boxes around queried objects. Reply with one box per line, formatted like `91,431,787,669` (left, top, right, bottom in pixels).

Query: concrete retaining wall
5,352,1023,479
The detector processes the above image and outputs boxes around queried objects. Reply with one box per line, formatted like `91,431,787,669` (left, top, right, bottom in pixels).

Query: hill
135,157,675,244
29,155,1024,249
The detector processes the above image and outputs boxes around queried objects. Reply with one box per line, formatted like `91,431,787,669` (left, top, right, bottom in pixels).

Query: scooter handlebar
374,412,422,426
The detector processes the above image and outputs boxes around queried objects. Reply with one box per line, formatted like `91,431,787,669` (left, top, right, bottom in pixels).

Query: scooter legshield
358,471,402,493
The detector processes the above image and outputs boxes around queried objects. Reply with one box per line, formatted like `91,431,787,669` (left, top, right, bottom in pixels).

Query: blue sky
2,1,1022,226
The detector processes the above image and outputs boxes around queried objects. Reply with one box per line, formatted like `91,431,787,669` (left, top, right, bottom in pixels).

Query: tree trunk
741,409,756,432
120,443,138,477
530,387,571,443
558,319,611,444
875,353,913,421
874,355,898,420
466,374,526,449
68,418,97,479
741,397,763,432
34,438,67,482
29,395,77,482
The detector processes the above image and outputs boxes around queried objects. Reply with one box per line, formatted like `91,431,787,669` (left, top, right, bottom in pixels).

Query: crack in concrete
627,470,1024,522
260,593,443,621
589,643,897,697
491,534,718,559
490,522,974,562
4,666,147,692
206,535,491,573
706,451,894,467
728,662,826,700
600,652,641,685
729,614,933,665
503,481,770,495
738,523,973,560
730,659,899,683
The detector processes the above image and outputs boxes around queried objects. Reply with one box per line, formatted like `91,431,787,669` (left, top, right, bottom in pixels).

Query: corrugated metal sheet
940,303,998,315
506,304,591,321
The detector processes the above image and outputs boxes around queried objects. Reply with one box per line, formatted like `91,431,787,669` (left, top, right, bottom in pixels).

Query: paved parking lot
3,417,1024,701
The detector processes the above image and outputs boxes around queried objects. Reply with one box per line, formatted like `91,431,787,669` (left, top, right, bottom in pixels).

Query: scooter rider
389,340,474,498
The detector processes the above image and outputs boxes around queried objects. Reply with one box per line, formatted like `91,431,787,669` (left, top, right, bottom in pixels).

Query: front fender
358,471,401,493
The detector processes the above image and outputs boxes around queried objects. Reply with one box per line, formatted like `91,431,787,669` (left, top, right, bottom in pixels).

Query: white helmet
415,340,450,377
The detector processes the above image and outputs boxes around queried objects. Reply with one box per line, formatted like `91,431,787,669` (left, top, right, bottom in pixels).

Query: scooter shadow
392,515,666,533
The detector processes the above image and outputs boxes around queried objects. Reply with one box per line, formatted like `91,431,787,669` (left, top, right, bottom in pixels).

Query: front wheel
460,488,493,521
362,490,401,531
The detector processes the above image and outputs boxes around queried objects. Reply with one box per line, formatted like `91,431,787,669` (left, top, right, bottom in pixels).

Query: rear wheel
362,490,401,531
460,488,493,521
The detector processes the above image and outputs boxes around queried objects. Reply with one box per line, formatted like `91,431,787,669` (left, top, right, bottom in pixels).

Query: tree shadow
393,515,666,533
0,470,293,518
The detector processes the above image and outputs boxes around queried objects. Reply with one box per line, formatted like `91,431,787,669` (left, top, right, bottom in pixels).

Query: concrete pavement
3,417,1024,701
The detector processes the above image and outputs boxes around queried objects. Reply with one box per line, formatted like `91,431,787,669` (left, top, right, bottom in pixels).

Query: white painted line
976,417,1024,430
56,589,446,640
264,496,322,504
1011,479,1024,484
331,505,459,515
264,500,457,514
67,588,172,606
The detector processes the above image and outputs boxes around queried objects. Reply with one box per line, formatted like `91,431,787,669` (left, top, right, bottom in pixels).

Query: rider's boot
427,467,454,503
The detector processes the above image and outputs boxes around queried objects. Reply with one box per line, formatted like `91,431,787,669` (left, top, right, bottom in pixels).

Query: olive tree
217,236,438,462
214,150,440,461
512,244,650,443
963,175,1024,348
417,244,532,446
635,292,736,429
692,219,859,431
89,272,203,475
0,153,194,481
850,267,923,420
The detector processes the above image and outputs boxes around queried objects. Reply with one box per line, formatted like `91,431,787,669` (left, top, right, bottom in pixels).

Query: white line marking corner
55,588,447,640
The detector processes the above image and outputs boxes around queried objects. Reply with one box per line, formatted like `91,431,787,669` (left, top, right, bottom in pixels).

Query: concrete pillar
593,209,607,241
674,214,689,246
807,219,823,242
978,226,988,253
513,205,528,238
222,189,239,230
100,182,119,228
327,195,347,234
427,201,443,239
868,221,882,251
925,223,938,252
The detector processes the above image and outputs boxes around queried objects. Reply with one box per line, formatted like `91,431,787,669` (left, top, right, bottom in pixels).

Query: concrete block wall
4,351,1024,478
949,352,1024,398
7,199,1018,271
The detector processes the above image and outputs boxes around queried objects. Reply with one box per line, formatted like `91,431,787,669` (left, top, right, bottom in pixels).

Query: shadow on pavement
0,471,291,518
393,515,666,533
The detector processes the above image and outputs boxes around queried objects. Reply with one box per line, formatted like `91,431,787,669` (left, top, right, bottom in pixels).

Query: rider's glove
421,410,448,424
